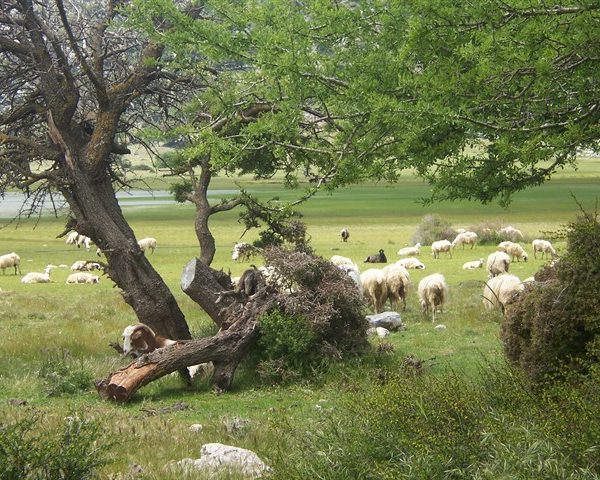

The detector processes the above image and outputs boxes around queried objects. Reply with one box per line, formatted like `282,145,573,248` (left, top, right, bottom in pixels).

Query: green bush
468,220,503,244
270,363,600,479
502,211,600,385
0,410,110,479
37,349,93,397
412,214,456,245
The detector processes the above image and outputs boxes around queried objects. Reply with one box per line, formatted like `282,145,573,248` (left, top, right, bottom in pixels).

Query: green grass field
0,158,599,478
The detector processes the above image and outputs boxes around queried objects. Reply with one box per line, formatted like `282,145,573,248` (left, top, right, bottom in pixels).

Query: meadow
0,156,599,478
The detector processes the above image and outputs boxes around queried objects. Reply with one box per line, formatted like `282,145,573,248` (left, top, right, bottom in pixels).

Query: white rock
376,327,390,337
366,311,404,331
174,443,270,479
434,324,447,330
189,423,203,432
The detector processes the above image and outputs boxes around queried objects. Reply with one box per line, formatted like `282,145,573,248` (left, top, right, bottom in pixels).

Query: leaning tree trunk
65,166,191,341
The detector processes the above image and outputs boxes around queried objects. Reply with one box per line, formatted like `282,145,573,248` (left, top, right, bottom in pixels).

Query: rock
366,311,404,331
434,324,447,330
376,327,390,337
189,423,203,432
172,443,271,479
366,327,377,336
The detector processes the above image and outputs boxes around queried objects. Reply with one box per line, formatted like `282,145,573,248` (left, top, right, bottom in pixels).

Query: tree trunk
96,285,275,402
66,167,191,340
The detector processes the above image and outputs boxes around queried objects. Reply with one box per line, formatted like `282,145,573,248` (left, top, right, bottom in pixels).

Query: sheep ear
130,329,144,341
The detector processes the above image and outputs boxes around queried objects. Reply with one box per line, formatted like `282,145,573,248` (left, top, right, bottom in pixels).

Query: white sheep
431,240,453,259
66,272,100,284
497,241,528,262
486,251,511,278
70,260,101,271
532,239,557,259
482,274,524,312
396,257,426,270
383,263,410,311
0,252,21,275
138,237,157,254
360,268,388,313
21,265,54,284
66,231,92,251
418,273,448,323
455,228,467,234
397,243,421,256
337,264,362,296
462,258,484,270
499,226,524,242
451,232,478,249
330,255,357,268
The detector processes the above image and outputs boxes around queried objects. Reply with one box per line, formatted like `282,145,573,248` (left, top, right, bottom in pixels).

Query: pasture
0,157,599,478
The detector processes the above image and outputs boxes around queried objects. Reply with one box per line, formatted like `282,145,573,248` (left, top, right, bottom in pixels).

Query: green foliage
271,363,600,479
502,210,600,385
468,220,503,244
412,214,456,245
37,349,93,397
0,410,110,480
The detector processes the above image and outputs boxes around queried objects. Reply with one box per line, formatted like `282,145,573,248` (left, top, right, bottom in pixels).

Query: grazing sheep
451,232,478,249
66,272,100,284
418,273,448,322
397,243,421,256
532,239,557,259
499,226,524,242
121,324,212,380
330,255,357,268
455,228,467,234
138,237,157,254
0,252,21,275
360,268,388,313
70,260,101,271
482,274,524,312
21,265,54,284
340,228,350,242
383,263,410,311
364,249,387,263
462,258,484,270
396,257,426,270
486,251,511,278
431,240,453,259
66,231,92,251
337,264,363,296
497,241,528,262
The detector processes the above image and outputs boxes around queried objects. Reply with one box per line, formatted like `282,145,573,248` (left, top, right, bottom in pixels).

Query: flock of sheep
0,232,157,285
325,226,558,322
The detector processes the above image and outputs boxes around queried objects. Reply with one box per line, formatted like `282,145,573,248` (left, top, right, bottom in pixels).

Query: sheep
486,251,511,278
231,242,260,262
455,228,467,234
364,249,387,263
330,255,358,269
451,232,478,249
360,268,388,313
21,265,54,284
499,226,524,242
382,263,410,311
462,258,484,270
66,272,100,284
66,231,92,251
0,252,21,275
417,273,448,323
532,239,557,260
397,243,421,257
396,257,426,270
340,228,350,242
497,241,528,262
70,260,101,271
138,237,157,254
482,274,524,312
337,264,363,296
431,239,453,259
121,324,212,380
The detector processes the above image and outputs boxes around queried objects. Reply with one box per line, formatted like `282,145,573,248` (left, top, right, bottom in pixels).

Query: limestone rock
366,311,404,331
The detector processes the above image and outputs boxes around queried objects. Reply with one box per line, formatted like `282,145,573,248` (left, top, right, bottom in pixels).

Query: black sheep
364,249,387,263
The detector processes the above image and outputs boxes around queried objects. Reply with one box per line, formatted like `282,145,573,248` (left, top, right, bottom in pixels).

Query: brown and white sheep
418,273,448,323
360,268,388,313
340,228,350,242
383,262,411,311
486,251,511,278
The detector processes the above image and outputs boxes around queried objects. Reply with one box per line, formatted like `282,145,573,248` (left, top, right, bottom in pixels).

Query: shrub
502,210,600,385
37,349,93,397
252,248,368,383
468,220,503,244
412,214,456,245
0,410,111,479
270,363,600,479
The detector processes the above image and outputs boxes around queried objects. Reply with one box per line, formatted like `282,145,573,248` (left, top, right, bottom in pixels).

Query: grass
0,161,599,477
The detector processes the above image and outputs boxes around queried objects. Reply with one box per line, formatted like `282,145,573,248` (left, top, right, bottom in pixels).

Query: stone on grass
366,311,405,331
189,423,203,432
434,324,447,330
